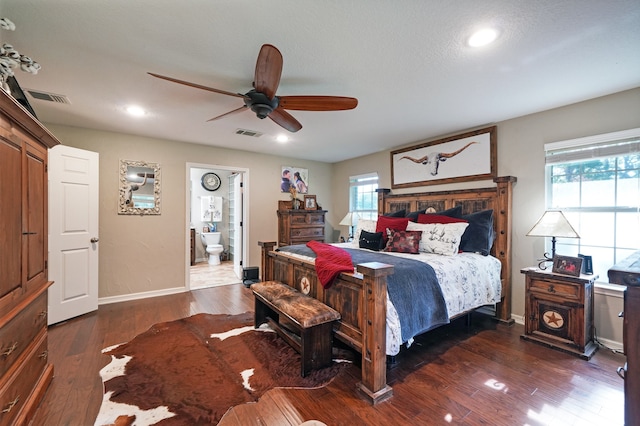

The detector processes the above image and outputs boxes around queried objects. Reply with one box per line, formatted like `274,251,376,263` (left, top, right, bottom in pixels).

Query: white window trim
545,127,640,151
545,128,640,292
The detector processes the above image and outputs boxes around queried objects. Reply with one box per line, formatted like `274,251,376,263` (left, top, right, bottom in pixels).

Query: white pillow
406,222,469,255
352,219,377,247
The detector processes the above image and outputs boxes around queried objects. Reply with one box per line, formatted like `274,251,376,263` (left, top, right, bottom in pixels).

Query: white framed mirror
118,159,161,215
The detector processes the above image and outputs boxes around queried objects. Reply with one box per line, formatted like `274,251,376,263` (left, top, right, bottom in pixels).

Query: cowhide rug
95,312,352,426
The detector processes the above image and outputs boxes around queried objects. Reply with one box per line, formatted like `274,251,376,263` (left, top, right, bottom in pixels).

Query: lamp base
536,252,554,270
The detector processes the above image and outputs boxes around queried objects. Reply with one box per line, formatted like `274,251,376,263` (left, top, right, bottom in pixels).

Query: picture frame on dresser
304,195,317,210
552,255,582,277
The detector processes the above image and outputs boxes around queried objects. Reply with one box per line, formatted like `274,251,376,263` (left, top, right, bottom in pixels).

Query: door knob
91,237,99,243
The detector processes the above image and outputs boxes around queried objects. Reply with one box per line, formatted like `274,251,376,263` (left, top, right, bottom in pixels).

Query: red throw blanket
307,241,354,289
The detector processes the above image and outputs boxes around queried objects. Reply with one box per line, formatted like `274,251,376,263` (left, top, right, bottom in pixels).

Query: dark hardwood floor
33,284,625,425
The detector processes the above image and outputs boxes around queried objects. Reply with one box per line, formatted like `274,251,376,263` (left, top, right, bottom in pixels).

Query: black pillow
459,209,494,256
384,209,406,218
406,205,463,222
359,230,384,251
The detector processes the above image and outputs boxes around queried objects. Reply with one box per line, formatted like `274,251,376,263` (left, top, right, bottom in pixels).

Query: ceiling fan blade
269,107,302,133
207,105,248,122
278,95,358,111
253,44,283,100
148,72,247,99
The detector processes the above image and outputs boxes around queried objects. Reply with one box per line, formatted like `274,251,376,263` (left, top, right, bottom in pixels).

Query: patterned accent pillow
383,229,422,254
376,216,410,245
406,221,469,255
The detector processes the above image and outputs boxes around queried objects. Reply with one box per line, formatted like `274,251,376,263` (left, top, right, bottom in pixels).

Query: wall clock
201,172,221,191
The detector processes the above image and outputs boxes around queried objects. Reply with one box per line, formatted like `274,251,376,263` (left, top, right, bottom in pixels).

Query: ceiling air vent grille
26,89,70,104
235,128,263,138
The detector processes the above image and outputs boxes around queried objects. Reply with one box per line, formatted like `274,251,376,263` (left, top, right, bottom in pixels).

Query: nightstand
521,268,598,360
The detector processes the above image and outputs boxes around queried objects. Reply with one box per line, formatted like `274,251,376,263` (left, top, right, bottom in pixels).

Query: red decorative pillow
417,214,468,224
376,216,410,244
383,229,422,254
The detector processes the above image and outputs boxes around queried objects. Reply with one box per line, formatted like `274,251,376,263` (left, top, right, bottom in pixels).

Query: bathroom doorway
186,163,249,290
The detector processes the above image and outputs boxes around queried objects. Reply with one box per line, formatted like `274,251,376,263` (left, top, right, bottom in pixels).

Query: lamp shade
339,212,360,226
526,210,580,239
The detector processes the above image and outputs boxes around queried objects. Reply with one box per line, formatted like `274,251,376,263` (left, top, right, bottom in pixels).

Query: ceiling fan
148,44,358,133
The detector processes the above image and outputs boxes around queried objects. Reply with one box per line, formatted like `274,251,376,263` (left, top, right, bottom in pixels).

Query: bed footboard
259,241,394,404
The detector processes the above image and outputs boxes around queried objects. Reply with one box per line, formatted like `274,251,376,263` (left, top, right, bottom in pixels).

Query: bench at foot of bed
251,280,341,377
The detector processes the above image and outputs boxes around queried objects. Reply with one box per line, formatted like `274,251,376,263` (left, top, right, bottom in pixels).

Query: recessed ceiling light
468,28,498,47
126,105,146,117
276,134,289,143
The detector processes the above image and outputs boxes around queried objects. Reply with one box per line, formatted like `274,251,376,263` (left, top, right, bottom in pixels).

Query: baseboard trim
98,286,187,305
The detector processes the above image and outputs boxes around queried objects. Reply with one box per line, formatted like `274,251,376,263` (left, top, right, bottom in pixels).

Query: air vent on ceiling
26,89,70,104
235,128,263,138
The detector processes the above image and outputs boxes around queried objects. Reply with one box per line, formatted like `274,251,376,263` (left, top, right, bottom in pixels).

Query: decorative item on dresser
0,88,59,423
277,200,326,247
608,250,640,426
521,268,598,360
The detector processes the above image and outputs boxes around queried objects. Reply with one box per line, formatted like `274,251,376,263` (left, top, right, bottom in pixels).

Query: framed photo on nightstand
552,255,583,277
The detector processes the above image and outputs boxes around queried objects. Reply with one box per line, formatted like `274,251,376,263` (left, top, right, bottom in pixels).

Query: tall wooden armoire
0,88,59,424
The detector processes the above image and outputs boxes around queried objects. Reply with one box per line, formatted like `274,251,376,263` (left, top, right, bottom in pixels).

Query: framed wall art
390,125,497,188
280,166,309,193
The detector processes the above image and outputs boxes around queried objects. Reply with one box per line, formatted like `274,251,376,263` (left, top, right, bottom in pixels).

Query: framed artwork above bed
391,125,497,188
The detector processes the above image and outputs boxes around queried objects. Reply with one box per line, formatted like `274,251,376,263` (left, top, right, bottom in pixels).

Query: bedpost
356,261,394,404
259,241,277,281
376,188,390,215
493,176,517,324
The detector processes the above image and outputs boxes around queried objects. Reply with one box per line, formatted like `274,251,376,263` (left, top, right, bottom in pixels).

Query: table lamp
527,210,580,269
339,212,360,241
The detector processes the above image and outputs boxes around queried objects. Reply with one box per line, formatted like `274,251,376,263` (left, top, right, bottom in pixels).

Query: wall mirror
118,159,161,215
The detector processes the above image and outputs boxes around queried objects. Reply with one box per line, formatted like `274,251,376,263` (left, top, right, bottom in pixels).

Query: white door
48,145,99,325
232,173,243,278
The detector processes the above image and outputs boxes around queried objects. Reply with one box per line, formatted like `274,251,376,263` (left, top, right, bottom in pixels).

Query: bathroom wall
190,167,232,262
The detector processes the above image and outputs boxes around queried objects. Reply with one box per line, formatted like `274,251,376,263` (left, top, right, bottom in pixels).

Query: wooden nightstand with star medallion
521,267,598,360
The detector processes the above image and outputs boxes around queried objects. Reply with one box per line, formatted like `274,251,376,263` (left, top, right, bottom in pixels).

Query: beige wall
333,87,640,346
46,125,334,299
47,87,639,345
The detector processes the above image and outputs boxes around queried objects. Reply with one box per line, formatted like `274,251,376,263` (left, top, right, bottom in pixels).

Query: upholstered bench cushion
250,281,340,328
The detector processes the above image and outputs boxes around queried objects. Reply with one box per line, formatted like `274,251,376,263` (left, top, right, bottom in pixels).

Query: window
349,172,378,221
545,128,640,281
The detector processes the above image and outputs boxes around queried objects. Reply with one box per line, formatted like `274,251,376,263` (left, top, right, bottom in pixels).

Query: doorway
186,163,249,290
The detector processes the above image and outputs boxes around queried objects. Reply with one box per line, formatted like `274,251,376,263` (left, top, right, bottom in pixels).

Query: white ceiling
2,1,639,163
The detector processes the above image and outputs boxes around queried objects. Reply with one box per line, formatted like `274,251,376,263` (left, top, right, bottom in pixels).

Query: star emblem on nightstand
543,310,564,329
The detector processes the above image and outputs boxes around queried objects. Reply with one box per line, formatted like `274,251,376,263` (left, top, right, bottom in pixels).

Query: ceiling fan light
468,28,498,47
251,104,273,119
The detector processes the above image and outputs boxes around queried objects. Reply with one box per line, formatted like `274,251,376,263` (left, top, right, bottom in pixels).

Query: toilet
201,232,223,265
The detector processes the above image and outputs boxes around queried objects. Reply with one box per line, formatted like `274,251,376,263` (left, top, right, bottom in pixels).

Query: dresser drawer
528,278,581,300
0,292,47,378
0,331,48,426
290,213,325,226
291,227,324,239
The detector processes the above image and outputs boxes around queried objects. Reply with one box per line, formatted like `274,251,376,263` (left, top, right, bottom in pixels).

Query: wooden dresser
277,203,327,247
608,251,640,426
0,89,59,424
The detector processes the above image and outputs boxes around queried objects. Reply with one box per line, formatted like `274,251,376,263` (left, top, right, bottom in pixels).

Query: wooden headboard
377,176,517,322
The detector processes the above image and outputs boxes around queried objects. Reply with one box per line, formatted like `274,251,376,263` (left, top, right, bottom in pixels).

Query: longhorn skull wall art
390,125,497,189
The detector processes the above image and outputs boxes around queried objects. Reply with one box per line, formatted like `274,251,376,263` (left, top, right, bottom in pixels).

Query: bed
259,176,516,404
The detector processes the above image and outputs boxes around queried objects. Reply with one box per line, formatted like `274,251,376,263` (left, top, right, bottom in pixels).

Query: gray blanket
276,244,449,342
